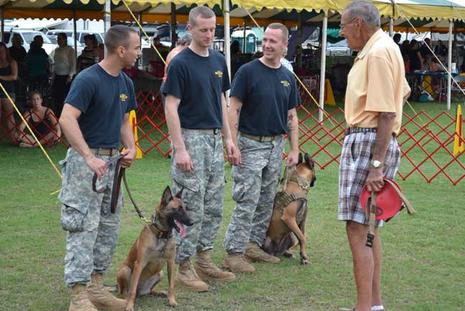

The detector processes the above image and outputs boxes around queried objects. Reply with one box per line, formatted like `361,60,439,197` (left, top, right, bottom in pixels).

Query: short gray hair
188,6,215,26
267,23,289,42
344,0,380,28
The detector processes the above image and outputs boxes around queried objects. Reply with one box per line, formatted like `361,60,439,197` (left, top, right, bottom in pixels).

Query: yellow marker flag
129,110,143,159
325,79,336,106
453,104,464,156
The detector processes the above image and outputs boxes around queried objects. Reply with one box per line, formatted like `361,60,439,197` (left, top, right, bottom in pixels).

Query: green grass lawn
0,102,464,311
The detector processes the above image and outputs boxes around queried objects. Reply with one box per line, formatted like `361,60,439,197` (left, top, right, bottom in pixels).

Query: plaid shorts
338,132,401,225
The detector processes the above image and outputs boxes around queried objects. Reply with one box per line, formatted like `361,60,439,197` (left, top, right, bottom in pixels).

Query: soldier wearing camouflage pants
59,25,140,311
223,23,301,273
162,6,239,292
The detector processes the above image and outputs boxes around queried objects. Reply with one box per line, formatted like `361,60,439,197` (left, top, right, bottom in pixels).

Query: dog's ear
298,152,303,164
161,186,173,206
305,153,315,169
175,187,184,199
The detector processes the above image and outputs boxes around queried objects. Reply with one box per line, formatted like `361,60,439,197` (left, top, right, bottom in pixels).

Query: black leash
91,156,149,223
122,171,151,224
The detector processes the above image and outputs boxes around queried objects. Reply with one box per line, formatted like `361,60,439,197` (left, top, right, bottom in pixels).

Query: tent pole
223,0,231,82
73,9,78,62
104,0,111,33
447,20,453,111
243,19,246,53
318,12,328,123
389,17,394,36
170,3,176,49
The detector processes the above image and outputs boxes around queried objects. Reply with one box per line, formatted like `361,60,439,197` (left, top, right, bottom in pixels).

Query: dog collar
150,216,172,239
288,174,311,191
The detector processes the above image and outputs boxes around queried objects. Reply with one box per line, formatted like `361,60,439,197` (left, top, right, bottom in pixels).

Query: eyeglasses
340,18,358,30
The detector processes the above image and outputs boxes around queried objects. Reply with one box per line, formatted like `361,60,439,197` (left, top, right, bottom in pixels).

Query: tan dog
263,153,316,265
117,186,193,310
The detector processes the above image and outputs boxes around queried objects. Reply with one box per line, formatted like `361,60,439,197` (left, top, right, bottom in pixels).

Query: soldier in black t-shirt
222,23,301,273
58,25,140,310
161,6,238,292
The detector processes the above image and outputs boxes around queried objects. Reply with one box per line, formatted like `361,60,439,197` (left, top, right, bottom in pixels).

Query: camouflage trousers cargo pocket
61,204,88,232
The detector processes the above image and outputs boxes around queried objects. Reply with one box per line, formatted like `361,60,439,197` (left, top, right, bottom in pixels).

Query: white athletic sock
371,305,384,311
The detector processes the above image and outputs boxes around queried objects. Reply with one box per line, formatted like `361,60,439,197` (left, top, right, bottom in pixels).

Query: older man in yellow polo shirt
338,2,410,311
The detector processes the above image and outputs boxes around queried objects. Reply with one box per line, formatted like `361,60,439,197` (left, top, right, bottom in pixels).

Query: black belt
345,127,377,135
240,132,280,142
90,148,119,157
345,127,396,137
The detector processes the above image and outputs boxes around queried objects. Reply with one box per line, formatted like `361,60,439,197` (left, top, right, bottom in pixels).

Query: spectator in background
77,34,99,72
280,47,294,72
408,39,423,71
0,42,18,144
400,40,410,72
420,38,433,69
26,36,51,95
393,33,401,49
18,90,60,148
8,33,27,112
230,40,242,78
51,33,76,117
434,40,447,59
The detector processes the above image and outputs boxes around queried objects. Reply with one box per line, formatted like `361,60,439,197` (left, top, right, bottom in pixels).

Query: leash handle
366,192,377,248
384,178,416,214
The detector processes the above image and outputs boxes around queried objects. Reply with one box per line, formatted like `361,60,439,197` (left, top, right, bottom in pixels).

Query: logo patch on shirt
215,70,223,78
120,93,128,102
281,80,290,87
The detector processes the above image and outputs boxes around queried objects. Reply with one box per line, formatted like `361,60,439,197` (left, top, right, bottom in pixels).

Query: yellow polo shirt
344,29,410,135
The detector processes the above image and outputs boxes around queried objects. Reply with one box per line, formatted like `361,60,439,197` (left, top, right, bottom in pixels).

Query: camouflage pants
59,148,122,287
224,134,284,254
172,129,225,263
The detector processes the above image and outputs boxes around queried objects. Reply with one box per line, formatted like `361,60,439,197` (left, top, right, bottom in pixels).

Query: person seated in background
18,91,60,147
428,57,443,72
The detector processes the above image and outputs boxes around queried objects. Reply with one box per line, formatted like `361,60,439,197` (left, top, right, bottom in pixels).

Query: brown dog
263,153,316,265
117,186,193,310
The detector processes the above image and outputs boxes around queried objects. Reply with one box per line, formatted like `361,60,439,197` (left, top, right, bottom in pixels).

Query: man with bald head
338,1,410,311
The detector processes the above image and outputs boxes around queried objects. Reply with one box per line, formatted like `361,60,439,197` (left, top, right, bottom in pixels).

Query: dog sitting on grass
117,186,193,310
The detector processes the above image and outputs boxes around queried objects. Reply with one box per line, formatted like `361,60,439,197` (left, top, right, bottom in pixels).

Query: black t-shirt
161,48,230,129
65,64,137,148
230,59,300,136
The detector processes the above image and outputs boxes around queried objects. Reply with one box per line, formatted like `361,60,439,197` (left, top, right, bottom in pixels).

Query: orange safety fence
129,88,465,185
1,88,463,185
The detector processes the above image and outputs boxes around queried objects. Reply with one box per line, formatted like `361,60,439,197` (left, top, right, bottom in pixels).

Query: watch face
372,160,381,168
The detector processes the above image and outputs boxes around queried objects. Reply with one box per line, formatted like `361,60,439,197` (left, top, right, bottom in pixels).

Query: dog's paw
300,257,309,265
168,299,177,307
283,250,294,258
125,304,135,311
150,289,168,297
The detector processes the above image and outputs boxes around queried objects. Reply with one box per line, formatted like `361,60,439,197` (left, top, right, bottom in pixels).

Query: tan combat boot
69,284,98,311
245,242,280,263
194,250,236,282
87,273,127,311
222,253,256,273
177,259,209,292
